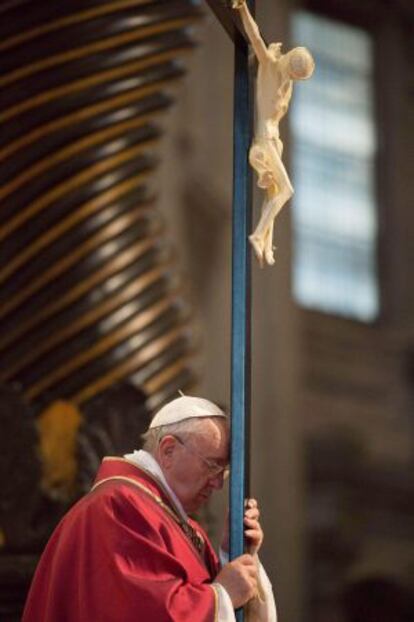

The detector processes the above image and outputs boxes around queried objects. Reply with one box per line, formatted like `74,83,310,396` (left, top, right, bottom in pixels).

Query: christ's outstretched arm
232,0,268,64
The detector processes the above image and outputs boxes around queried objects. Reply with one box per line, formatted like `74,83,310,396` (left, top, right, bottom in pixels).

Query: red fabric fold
23,458,219,622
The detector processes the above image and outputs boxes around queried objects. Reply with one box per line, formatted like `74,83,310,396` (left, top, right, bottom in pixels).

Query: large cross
205,2,255,620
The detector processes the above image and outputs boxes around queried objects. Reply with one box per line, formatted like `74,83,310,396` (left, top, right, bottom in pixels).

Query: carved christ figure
233,0,315,266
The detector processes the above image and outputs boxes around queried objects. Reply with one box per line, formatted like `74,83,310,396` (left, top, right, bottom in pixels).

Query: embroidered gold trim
91,475,181,526
100,457,205,544
211,584,219,622
101,457,185,516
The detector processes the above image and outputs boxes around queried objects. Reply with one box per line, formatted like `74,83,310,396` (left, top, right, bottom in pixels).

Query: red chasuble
23,457,220,622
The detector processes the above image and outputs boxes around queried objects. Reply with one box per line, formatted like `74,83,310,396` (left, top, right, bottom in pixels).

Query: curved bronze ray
0,182,156,286
0,140,157,241
26,294,187,399
0,80,173,164
0,114,160,202
0,179,154,284
143,356,192,395
0,236,160,351
1,264,171,380
0,0,200,419
0,17,195,88
0,0,152,53
0,207,159,319
0,47,192,124
71,324,192,406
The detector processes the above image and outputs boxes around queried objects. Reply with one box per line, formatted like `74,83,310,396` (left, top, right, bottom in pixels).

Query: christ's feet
264,245,276,265
249,234,264,268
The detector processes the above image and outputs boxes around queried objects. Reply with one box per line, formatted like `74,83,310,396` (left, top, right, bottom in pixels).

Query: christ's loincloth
249,137,289,195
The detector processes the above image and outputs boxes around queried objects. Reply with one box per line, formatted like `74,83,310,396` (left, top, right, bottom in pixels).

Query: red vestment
22,457,220,621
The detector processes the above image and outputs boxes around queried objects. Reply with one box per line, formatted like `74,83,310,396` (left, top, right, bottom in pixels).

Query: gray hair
141,416,228,454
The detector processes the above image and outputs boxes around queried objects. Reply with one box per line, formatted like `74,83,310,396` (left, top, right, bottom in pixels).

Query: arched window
290,12,379,321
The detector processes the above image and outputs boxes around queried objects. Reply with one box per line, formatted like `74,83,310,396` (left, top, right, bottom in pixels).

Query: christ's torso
256,56,292,141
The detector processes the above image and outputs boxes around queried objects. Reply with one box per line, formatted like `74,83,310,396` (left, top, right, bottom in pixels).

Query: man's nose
209,472,225,490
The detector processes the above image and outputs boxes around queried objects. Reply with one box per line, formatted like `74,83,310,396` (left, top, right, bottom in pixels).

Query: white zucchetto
149,396,227,429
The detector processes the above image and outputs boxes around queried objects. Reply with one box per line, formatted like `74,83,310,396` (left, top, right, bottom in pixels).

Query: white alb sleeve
255,560,278,622
217,548,278,622
213,582,237,622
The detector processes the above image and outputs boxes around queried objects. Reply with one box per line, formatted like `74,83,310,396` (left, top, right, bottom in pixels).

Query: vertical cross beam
203,2,255,619
229,3,254,621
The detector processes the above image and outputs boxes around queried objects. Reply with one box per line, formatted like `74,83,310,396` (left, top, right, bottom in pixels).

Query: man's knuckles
217,559,258,607
239,574,257,599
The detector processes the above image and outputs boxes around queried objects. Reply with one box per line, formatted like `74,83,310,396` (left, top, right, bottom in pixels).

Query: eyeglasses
174,435,230,479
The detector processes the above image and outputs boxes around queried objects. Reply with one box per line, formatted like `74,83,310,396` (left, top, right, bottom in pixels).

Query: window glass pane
290,12,379,321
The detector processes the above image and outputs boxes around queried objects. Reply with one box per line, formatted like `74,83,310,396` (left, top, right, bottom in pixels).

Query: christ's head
286,46,315,80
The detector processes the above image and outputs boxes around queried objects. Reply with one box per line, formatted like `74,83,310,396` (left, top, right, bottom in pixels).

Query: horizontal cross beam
204,0,249,45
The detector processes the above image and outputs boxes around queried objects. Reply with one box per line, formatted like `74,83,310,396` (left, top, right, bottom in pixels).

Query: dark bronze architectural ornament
0,0,200,412
0,2,202,613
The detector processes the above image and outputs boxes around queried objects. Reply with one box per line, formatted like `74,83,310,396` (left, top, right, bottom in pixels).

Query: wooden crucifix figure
233,0,315,267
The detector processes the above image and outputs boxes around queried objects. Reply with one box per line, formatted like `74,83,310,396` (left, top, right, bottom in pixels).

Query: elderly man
23,395,276,621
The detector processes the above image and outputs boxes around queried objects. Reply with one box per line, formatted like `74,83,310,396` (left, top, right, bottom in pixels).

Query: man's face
160,418,230,514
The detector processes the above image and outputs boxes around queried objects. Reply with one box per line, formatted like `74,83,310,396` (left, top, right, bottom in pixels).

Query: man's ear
158,435,177,468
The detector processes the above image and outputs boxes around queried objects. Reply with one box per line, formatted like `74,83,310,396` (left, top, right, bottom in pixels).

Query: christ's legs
249,180,293,265
264,219,275,265
249,140,293,266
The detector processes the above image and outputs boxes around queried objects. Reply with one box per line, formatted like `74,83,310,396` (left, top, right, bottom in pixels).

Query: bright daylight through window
290,12,379,321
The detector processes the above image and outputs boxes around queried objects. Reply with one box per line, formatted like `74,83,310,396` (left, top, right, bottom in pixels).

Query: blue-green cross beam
204,2,255,620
